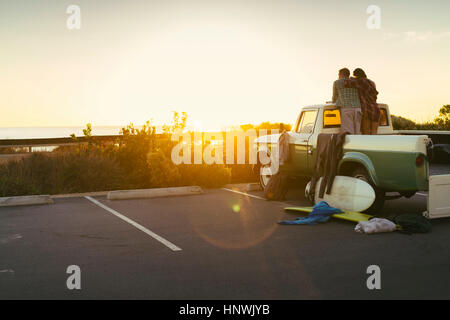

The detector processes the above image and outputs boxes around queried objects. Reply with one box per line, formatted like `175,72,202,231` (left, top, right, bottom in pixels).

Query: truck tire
350,167,385,214
259,163,273,190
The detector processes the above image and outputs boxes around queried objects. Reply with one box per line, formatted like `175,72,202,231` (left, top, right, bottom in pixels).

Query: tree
163,111,188,133
434,105,450,130
83,123,92,138
391,115,417,130
239,124,254,131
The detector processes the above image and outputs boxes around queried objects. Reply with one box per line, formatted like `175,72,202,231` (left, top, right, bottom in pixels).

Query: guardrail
0,135,123,163
0,132,264,166
0,135,121,149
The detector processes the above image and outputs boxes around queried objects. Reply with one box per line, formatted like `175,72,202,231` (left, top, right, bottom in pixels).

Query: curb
0,195,53,207
107,186,204,200
51,191,109,199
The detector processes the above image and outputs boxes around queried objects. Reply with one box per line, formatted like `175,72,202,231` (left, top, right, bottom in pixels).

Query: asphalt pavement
1,166,450,299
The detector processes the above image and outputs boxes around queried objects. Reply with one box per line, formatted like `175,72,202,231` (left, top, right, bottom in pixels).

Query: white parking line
221,188,266,201
417,193,428,197
221,188,291,208
84,196,182,252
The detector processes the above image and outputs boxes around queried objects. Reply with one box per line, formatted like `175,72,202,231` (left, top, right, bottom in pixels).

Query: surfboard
306,176,376,213
284,207,373,223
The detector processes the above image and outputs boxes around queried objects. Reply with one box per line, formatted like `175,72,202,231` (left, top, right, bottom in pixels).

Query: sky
1,0,449,131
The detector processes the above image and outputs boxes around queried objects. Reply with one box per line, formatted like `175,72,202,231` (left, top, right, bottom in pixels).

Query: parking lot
1,164,450,300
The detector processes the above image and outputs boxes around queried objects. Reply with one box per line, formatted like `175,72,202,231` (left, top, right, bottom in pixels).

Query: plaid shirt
344,78,380,122
332,78,361,108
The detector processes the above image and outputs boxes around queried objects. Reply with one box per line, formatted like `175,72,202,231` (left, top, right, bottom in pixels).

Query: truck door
290,110,317,175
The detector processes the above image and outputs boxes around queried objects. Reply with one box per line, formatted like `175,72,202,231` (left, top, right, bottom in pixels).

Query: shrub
0,150,123,196
0,119,239,196
177,163,231,188
146,151,181,187
391,115,417,130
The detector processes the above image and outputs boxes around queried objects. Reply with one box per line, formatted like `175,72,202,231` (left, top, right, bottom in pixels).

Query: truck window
323,109,341,128
379,108,388,126
324,108,389,127
297,110,317,134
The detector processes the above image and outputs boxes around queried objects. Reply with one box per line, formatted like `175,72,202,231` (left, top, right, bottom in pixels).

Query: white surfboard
307,176,376,212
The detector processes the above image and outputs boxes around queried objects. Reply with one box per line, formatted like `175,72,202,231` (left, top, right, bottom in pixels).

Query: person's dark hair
339,68,350,78
353,68,367,78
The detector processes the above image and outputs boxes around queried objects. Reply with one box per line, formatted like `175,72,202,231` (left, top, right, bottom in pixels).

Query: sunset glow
1,0,449,130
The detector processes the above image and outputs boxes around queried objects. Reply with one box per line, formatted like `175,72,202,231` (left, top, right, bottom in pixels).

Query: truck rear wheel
350,167,385,214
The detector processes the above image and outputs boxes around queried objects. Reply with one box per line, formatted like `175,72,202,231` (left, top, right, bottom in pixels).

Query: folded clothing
355,218,397,234
278,201,343,225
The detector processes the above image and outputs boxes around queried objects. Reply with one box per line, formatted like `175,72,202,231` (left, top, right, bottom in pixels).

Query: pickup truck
254,103,430,212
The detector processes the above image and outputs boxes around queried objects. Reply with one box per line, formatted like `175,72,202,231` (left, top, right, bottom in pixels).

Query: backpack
264,173,289,201
393,214,432,234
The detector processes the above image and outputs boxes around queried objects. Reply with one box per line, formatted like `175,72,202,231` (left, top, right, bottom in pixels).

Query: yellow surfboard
284,207,373,223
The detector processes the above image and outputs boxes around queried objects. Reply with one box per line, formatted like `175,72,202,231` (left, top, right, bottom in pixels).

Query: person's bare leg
371,119,379,135
361,113,370,135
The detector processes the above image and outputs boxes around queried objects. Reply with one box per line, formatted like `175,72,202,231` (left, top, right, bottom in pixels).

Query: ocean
0,126,156,140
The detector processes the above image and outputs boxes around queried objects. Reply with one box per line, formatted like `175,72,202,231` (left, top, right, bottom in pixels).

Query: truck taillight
416,155,424,167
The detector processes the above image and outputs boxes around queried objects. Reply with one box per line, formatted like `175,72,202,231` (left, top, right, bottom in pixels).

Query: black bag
393,214,432,234
264,173,288,201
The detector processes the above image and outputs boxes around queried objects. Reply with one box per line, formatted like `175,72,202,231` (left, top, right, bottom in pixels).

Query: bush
391,105,450,131
146,151,181,187
0,150,123,196
0,119,238,196
177,163,231,188
434,105,450,130
229,164,258,183
391,115,417,130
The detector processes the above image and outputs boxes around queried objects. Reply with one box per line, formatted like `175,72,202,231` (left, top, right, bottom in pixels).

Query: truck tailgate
425,174,450,219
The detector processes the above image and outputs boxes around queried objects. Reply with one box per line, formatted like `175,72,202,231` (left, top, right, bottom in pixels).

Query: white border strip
221,188,289,208
84,196,182,252
221,188,266,200
417,193,428,197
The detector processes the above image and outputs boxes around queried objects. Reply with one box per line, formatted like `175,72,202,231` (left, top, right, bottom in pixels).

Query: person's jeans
340,107,362,134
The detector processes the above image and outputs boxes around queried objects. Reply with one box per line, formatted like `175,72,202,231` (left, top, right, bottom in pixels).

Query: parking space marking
417,193,428,197
221,188,266,201
221,188,292,209
84,196,182,252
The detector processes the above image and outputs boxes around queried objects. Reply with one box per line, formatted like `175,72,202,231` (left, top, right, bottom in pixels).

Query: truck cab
288,103,393,176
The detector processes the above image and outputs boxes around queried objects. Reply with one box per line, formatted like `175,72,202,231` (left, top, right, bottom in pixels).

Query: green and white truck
255,103,431,212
